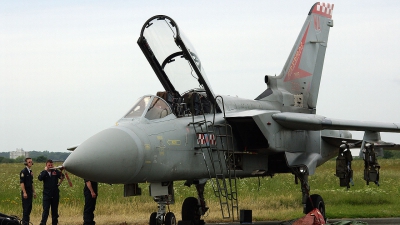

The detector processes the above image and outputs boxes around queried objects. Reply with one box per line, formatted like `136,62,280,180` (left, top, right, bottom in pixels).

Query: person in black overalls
38,159,64,225
83,180,98,225
20,157,37,225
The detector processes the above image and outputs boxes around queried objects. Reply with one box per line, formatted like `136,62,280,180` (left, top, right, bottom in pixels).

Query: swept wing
272,112,400,132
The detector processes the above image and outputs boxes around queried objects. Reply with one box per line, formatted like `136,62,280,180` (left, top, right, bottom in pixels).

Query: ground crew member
38,159,64,225
83,180,98,225
20,157,36,225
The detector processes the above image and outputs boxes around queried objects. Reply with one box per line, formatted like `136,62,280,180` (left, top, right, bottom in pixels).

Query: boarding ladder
190,94,238,220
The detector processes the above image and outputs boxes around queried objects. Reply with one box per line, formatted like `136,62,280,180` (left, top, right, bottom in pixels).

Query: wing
272,112,400,132
272,112,400,151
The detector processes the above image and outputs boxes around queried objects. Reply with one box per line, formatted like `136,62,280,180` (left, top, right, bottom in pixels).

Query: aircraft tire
182,197,201,221
165,212,176,225
306,194,326,220
150,212,158,225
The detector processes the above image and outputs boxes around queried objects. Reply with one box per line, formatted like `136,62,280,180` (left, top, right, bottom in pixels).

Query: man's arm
20,183,27,199
86,181,97,198
20,170,28,199
38,170,48,181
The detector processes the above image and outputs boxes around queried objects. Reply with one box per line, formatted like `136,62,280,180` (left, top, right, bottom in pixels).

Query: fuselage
63,93,349,184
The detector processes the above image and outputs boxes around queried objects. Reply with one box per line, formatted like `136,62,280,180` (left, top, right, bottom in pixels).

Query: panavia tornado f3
64,2,400,224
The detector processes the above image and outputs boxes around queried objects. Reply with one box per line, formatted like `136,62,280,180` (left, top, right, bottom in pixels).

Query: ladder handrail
190,94,239,221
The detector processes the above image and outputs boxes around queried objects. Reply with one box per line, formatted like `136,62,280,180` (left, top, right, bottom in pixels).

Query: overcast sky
1,0,399,153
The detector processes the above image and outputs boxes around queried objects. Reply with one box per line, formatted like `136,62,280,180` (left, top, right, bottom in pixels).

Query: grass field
1,159,400,224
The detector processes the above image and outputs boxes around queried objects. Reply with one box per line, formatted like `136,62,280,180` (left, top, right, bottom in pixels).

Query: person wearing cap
38,159,64,225
20,157,36,225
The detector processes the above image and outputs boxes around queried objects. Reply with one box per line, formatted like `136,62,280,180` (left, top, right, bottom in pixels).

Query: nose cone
64,127,143,183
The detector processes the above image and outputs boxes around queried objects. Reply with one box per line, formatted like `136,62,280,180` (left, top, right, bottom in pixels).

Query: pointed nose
64,127,143,183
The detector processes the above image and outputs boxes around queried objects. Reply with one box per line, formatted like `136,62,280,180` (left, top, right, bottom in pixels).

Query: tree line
0,151,70,163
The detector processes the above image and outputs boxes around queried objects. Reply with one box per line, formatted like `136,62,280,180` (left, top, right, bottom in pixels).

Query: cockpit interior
124,89,213,120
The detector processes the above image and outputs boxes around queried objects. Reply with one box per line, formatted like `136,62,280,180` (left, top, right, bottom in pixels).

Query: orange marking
65,172,73,187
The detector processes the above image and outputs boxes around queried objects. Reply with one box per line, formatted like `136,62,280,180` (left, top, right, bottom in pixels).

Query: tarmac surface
211,217,400,225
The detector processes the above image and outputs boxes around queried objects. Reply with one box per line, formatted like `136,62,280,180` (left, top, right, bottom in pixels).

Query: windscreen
124,96,151,118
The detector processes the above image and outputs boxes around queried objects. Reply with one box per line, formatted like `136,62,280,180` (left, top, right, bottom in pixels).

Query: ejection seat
156,91,188,117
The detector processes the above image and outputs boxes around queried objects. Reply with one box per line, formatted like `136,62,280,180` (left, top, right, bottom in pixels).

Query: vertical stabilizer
258,2,334,112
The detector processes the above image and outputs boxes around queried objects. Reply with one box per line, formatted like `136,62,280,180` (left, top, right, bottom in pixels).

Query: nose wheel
150,212,158,225
165,212,177,225
150,212,176,225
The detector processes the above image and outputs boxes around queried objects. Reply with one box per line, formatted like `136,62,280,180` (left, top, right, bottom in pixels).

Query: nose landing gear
149,182,176,225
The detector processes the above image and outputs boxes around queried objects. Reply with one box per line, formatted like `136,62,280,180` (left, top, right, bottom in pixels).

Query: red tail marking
312,2,334,18
284,25,312,82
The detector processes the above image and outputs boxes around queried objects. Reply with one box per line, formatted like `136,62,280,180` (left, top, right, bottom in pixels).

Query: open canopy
137,15,218,110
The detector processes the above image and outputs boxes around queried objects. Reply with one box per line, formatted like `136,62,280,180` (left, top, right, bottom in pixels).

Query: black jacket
38,170,63,198
20,167,34,191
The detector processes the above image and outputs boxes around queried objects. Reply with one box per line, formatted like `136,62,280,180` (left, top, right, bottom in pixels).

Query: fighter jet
64,2,400,225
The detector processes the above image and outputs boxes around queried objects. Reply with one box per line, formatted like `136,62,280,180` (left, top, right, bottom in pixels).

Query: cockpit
122,89,213,121
123,95,172,120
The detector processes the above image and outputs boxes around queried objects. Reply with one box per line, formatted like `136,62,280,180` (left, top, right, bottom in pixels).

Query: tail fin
257,2,334,112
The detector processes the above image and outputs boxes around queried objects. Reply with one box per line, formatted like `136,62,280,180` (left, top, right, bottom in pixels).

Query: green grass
1,159,400,224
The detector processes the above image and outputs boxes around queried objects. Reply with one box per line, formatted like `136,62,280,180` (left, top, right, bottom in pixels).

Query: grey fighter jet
64,2,400,225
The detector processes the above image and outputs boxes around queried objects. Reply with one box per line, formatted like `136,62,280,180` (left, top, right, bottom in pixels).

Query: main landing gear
149,174,326,225
149,181,208,225
294,167,326,220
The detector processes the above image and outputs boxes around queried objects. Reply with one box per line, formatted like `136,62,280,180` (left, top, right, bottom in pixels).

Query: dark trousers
83,194,97,225
40,195,59,225
21,191,33,225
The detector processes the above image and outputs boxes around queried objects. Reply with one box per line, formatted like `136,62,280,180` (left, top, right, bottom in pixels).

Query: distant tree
36,155,47,163
0,157,15,163
27,151,70,161
15,155,25,163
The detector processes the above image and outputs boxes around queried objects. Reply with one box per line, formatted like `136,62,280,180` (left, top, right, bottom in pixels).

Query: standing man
38,159,64,225
20,157,36,225
83,180,98,225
